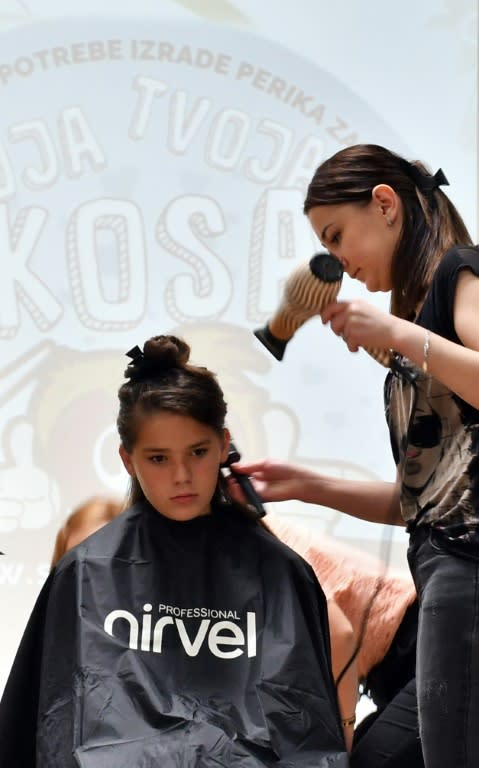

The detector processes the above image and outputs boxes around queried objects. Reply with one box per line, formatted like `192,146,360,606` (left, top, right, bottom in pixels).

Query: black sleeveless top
384,246,479,549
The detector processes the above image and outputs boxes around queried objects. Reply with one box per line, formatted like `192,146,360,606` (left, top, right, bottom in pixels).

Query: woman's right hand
228,459,318,504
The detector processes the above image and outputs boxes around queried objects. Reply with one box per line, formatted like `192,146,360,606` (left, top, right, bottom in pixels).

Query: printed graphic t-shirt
385,246,479,547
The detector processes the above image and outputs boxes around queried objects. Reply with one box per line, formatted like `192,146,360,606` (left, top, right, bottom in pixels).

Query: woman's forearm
299,474,403,526
392,318,479,410
228,460,404,526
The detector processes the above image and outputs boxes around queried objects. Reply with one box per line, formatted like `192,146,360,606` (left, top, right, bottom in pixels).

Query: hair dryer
254,252,392,367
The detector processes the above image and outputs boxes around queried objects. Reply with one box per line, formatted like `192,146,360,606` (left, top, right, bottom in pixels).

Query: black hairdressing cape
0,501,348,767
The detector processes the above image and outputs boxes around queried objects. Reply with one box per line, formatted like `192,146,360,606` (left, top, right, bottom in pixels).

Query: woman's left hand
321,300,404,353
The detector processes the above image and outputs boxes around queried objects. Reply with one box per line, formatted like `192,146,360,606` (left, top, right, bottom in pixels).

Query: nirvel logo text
104,603,257,659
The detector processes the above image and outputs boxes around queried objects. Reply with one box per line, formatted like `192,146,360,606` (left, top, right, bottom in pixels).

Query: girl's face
308,197,400,293
119,412,229,522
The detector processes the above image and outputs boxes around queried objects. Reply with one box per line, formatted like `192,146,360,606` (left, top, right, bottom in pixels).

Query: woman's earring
385,216,393,227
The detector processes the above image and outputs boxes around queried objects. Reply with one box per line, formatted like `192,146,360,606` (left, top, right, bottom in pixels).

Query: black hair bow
407,164,449,195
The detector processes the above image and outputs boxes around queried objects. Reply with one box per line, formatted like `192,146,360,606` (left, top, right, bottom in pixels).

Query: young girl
231,144,479,768
0,334,348,767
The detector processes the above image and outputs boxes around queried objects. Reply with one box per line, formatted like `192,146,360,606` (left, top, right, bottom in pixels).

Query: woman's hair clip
404,162,449,196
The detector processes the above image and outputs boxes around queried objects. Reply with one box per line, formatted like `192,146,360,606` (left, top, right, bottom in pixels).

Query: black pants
407,526,479,768
350,602,423,767
350,678,422,767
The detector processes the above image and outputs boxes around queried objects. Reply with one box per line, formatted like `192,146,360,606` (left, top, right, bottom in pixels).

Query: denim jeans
351,678,423,767
408,526,479,768
351,602,423,767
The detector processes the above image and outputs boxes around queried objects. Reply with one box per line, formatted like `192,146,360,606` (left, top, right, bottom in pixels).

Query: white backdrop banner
0,6,476,693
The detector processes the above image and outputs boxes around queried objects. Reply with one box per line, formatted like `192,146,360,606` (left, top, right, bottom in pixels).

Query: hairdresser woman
233,144,479,768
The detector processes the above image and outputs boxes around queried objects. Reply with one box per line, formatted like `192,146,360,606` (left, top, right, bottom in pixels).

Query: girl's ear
220,428,231,464
119,444,135,477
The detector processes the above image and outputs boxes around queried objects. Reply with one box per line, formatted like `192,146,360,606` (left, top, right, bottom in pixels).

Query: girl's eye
192,447,208,457
330,231,341,245
150,455,166,463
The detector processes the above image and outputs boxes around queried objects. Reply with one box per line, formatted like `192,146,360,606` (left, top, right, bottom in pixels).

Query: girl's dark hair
117,334,238,511
304,144,472,319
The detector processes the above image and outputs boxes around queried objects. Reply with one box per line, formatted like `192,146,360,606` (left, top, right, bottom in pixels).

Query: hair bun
144,335,190,366
124,335,191,382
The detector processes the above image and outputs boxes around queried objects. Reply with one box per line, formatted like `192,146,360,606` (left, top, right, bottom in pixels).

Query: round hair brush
254,252,391,367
